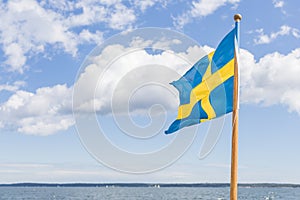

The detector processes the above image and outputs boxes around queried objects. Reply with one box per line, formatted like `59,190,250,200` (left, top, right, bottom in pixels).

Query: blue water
0,187,299,199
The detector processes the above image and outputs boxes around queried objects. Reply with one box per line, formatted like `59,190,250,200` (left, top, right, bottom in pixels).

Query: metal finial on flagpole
234,14,242,22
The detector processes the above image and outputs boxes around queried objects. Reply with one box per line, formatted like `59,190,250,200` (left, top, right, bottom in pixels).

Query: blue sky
1,0,300,183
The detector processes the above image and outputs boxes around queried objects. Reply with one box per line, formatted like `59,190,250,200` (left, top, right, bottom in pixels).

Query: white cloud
0,0,77,73
107,4,136,30
240,48,300,114
133,0,157,12
2,37,300,135
60,1,137,30
173,13,191,30
3,43,27,72
17,115,74,135
98,0,122,6
0,0,138,73
79,29,103,44
190,0,239,17
64,2,106,27
0,81,26,93
73,43,197,115
0,84,74,135
72,36,211,116
173,0,240,29
129,36,183,50
1,37,201,134
273,0,284,8
132,0,169,12
254,25,300,45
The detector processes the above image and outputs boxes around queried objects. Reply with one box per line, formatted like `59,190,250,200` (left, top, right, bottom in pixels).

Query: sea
0,186,300,200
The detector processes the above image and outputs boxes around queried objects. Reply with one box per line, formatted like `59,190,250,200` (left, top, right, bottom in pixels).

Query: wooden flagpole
230,14,242,200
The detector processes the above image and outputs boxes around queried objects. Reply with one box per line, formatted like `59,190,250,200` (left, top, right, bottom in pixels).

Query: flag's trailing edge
165,27,238,134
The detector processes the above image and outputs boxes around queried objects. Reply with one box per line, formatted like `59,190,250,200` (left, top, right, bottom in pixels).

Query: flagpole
230,14,242,200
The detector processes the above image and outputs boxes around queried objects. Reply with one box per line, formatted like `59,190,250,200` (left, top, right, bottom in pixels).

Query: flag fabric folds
165,27,238,134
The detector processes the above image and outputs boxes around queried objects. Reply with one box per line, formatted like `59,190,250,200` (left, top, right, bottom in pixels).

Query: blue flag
165,27,238,134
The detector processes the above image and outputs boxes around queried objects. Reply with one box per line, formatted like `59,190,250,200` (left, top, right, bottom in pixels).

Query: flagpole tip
234,14,242,22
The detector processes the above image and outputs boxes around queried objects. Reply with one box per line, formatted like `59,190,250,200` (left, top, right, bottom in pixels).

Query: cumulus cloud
240,48,300,114
0,84,74,135
73,41,300,118
0,0,78,73
73,43,205,115
73,41,300,117
254,25,300,45
173,0,240,29
0,36,208,135
0,0,175,73
2,37,300,135
0,0,141,73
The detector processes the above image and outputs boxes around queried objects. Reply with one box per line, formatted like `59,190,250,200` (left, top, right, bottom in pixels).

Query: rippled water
0,187,299,200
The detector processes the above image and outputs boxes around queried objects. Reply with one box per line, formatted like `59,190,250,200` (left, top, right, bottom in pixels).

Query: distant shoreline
1,183,300,188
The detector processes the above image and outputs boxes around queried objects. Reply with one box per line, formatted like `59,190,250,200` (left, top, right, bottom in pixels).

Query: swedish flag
165,27,238,134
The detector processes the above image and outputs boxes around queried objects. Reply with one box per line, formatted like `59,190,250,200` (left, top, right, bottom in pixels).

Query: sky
0,0,300,184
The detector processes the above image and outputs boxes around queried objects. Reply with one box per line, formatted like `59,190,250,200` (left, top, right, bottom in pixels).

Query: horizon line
1,182,300,188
